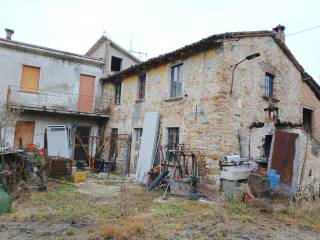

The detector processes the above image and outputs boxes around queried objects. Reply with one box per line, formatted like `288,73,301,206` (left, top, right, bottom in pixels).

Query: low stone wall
294,131,320,200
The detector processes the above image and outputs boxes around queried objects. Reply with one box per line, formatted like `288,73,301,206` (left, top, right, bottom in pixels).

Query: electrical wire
286,25,320,37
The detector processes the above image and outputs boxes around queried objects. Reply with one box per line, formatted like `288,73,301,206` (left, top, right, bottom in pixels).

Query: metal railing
6,85,113,115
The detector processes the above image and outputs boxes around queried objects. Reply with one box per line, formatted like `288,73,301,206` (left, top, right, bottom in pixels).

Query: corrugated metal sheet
271,131,298,185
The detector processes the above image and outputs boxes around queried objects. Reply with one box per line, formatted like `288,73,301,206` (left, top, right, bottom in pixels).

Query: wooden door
14,121,35,148
78,74,95,112
20,65,40,93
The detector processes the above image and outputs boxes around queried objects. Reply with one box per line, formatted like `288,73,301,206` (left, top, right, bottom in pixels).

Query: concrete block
221,166,251,180
170,179,192,196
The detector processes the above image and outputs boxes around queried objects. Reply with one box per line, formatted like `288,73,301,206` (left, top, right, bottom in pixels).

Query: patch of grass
67,229,75,236
154,200,187,221
154,198,218,222
225,199,253,219
272,201,320,228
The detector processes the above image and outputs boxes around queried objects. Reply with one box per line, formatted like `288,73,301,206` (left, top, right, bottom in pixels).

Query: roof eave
0,38,106,66
302,73,320,101
85,35,142,64
100,31,274,83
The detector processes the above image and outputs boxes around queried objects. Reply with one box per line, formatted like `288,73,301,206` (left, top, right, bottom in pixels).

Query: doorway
14,121,35,149
74,126,91,164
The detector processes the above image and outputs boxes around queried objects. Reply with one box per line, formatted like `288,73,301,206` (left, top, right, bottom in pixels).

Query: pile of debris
146,145,211,199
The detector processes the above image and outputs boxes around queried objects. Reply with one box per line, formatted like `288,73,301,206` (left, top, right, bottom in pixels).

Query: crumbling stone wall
294,130,320,199
104,36,304,177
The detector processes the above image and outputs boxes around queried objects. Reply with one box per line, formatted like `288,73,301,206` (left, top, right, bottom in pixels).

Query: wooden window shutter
20,65,40,93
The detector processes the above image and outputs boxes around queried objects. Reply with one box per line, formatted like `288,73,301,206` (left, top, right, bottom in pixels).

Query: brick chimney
273,25,285,43
5,28,14,40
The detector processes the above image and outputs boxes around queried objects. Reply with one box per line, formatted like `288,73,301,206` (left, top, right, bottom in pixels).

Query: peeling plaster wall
108,46,139,73
302,82,320,141
292,130,320,199
249,124,275,160
21,112,98,149
104,36,303,177
0,45,104,148
0,46,104,106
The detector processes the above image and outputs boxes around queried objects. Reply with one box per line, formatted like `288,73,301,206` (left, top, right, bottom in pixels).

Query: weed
97,222,145,240
67,229,75,236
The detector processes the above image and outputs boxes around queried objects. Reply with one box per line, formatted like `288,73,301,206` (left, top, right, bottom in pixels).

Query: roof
100,29,320,100
302,72,320,101
100,30,272,82
85,35,141,63
0,37,105,66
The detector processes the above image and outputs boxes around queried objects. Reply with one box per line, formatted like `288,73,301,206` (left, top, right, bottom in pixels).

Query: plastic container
268,169,280,189
0,184,12,214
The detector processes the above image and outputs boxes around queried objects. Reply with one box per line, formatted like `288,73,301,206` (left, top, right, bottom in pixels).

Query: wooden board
135,112,160,184
78,74,95,112
14,121,35,148
20,65,40,93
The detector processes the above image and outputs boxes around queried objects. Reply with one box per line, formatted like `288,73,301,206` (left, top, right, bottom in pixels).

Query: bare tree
0,108,20,148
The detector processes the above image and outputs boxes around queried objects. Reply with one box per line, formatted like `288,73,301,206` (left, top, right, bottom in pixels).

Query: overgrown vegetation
1,178,320,240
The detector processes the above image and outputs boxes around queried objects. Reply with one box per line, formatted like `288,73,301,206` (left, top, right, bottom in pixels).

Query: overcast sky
1,0,319,83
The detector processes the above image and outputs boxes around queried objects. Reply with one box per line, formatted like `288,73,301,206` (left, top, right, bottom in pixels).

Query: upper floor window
20,65,40,93
114,82,121,104
137,74,146,100
111,56,122,72
170,64,183,98
264,73,274,98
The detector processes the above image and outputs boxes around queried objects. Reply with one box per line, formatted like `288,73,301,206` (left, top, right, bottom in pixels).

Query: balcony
6,85,112,118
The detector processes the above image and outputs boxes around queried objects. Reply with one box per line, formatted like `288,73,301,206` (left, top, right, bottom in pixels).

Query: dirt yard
1,174,320,240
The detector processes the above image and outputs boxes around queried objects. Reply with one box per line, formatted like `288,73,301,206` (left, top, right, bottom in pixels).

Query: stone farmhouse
0,25,319,197
101,25,320,196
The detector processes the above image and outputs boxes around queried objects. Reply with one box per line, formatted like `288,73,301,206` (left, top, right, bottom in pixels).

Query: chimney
5,28,14,40
273,24,285,43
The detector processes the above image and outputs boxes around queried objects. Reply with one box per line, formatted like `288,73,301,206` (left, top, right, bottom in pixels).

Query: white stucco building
0,29,140,162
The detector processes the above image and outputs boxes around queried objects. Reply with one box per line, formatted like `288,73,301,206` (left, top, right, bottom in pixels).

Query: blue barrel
268,169,280,189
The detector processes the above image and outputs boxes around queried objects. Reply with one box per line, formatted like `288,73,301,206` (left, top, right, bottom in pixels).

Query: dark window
303,108,313,134
264,73,274,97
170,64,183,98
137,74,146,100
167,127,180,149
114,82,121,104
111,56,122,71
263,135,273,158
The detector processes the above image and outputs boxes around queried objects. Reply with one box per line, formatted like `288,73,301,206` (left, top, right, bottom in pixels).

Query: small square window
111,56,122,72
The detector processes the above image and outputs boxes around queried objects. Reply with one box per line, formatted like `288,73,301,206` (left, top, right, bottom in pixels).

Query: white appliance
47,125,71,159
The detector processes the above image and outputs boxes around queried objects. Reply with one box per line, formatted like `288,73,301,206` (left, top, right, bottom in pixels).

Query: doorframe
14,121,35,148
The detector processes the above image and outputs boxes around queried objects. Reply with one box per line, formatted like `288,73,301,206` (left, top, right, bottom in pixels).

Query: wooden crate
74,172,87,183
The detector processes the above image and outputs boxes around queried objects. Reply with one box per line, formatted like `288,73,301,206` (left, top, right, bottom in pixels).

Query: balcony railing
6,85,113,116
